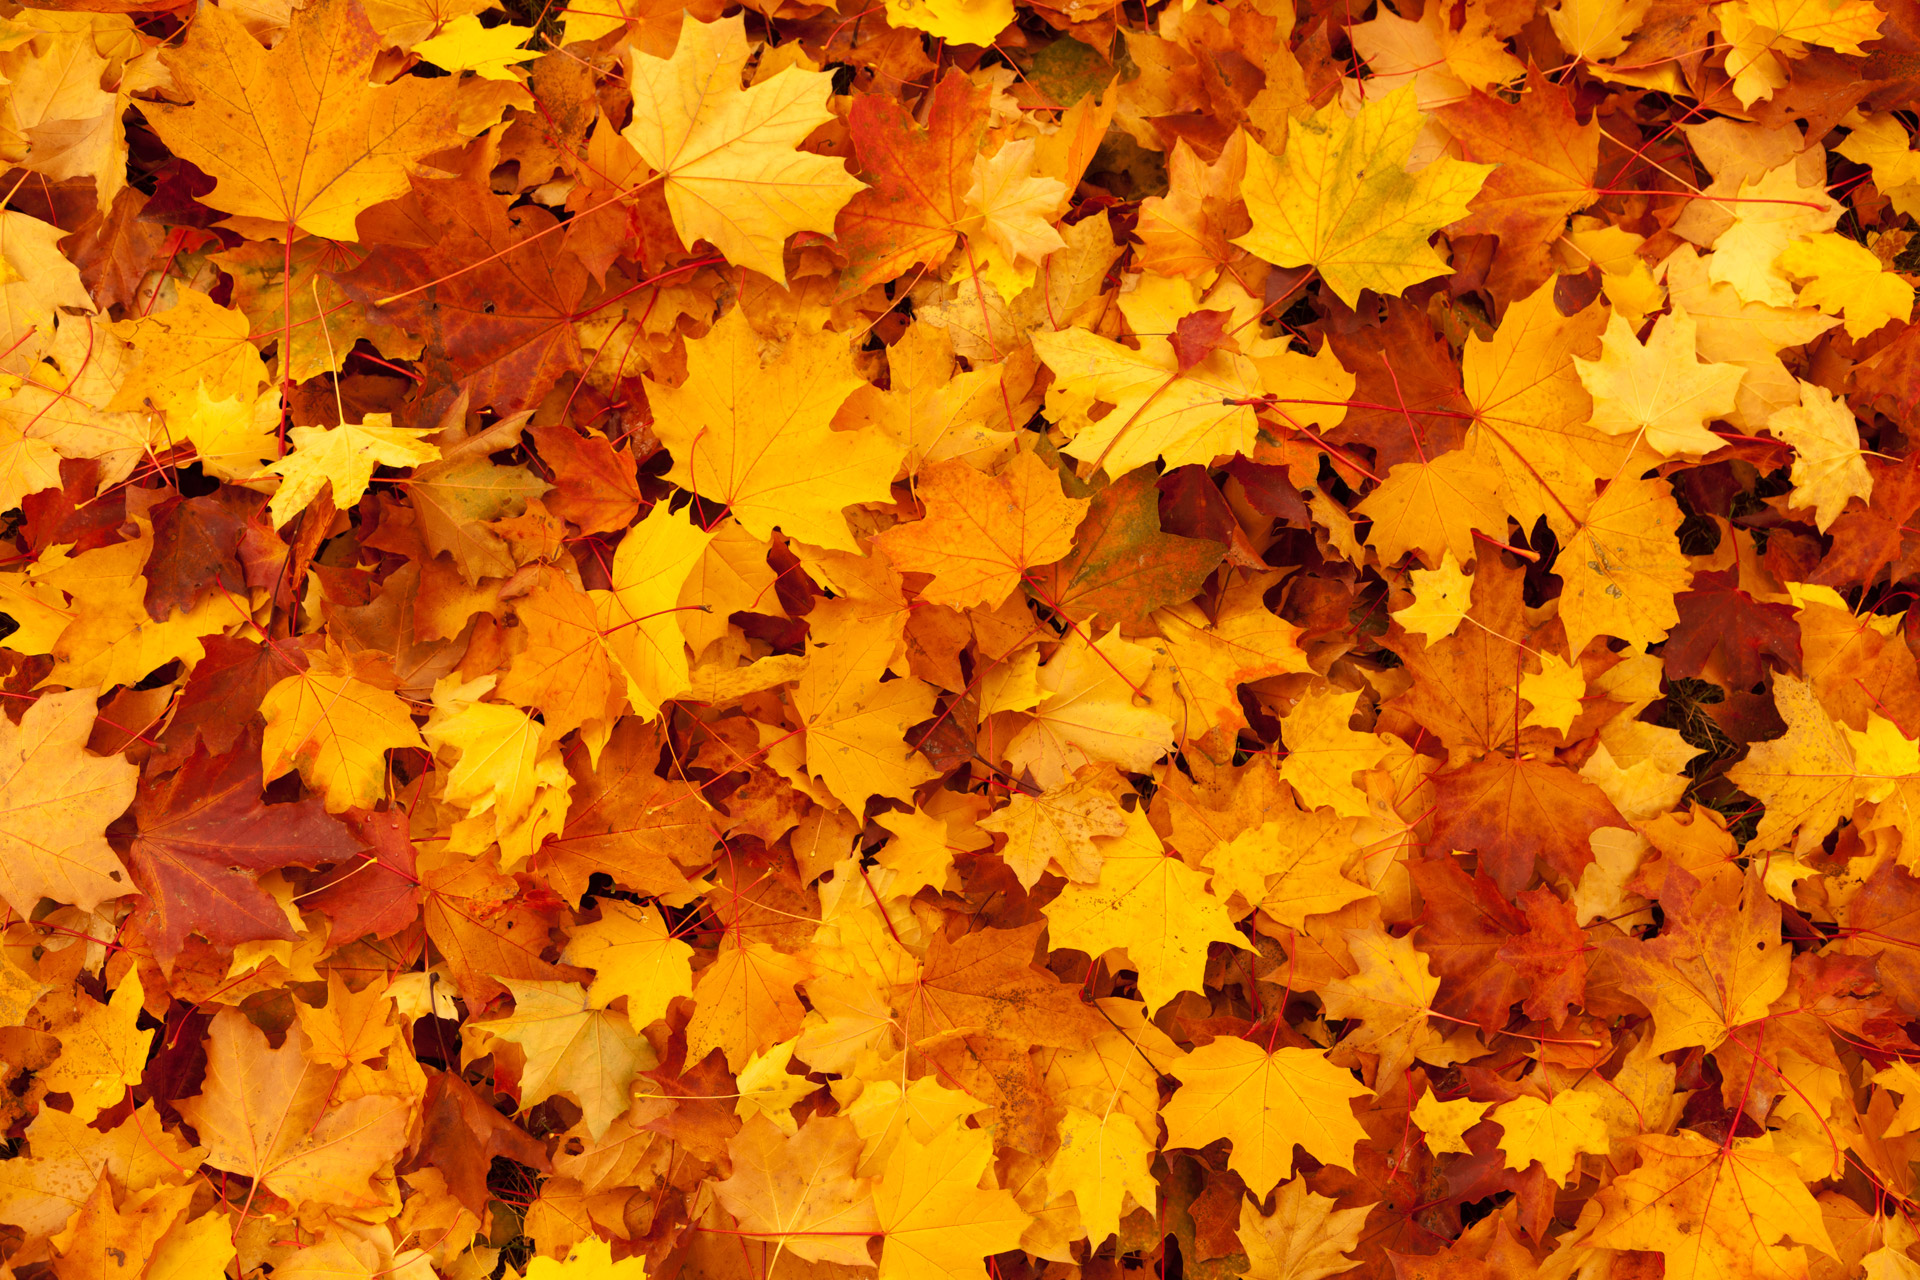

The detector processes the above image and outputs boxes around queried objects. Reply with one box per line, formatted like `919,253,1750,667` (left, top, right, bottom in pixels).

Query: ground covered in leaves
6,0,1920,1278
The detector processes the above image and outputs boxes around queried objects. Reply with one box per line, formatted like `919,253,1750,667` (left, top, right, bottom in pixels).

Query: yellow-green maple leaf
1236,85,1494,307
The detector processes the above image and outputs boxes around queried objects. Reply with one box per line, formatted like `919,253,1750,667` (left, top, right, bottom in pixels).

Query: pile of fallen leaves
8,0,1920,1276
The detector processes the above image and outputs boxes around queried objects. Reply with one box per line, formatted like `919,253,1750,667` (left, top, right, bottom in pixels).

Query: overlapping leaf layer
2,1,1920,1278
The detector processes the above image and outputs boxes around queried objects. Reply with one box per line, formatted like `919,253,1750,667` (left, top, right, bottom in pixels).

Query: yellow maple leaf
412,14,537,79
1393,551,1474,644
1519,652,1586,734
177,1007,410,1212
524,1237,648,1280
0,687,134,918
1045,807,1248,1012
1592,1131,1837,1276
592,502,716,720
1491,1092,1610,1185
1033,322,1263,480
794,598,939,812
1005,628,1176,789
623,14,866,284
294,974,398,1070
1766,378,1873,531
713,1114,879,1264
1412,1091,1491,1156
1720,0,1885,107
261,644,426,813
1574,308,1743,457
258,414,441,529
883,0,1014,48
978,767,1128,890
470,978,656,1139
1779,230,1916,340
1555,472,1693,657
874,1125,1031,1280
1278,687,1396,819
964,139,1068,268
1202,802,1371,927
145,0,464,239
110,285,263,419
0,209,91,377
1236,85,1494,307
649,308,899,552
1548,0,1653,61
1320,925,1443,1081
1728,674,1901,855
1357,447,1508,568
685,940,814,1071
1161,1036,1373,1195
561,900,695,1034
1051,1105,1157,1247
421,674,565,857
1709,164,1842,307
1151,575,1312,738
1463,283,1616,538
38,968,149,1123
1238,1178,1371,1280
35,525,246,691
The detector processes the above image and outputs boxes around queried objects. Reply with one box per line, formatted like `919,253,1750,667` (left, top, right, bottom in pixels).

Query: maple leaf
1597,864,1790,1057
470,979,653,1139
1664,569,1803,691
873,1125,1030,1280
794,598,939,811
1555,471,1694,658
650,307,898,552
1592,1131,1837,1276
1767,378,1874,531
261,645,426,814
1574,308,1744,457
977,768,1128,889
1030,467,1225,627
1720,0,1885,106
623,14,866,284
1435,68,1600,302
341,180,591,417
1319,926,1444,1082
894,921,1105,1049
879,449,1088,609
145,0,463,239
1153,576,1312,738
129,743,361,966
713,1114,880,1265
1490,1092,1610,1185
1236,85,1495,307
259,416,441,529
178,1007,411,1211
1779,230,1917,339
1238,1179,1370,1280
1045,807,1247,1012
1277,687,1396,819
0,688,135,918
833,70,989,296
1161,1037,1373,1196
39,970,150,1123
560,899,694,1033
